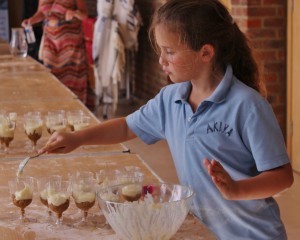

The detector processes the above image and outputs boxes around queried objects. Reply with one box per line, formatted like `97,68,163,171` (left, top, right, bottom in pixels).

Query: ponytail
227,23,267,97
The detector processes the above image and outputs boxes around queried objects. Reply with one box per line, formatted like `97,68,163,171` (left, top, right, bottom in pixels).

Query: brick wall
134,0,167,100
231,0,287,135
135,0,287,135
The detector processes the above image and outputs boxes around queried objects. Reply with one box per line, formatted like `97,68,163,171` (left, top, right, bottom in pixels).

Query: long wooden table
0,53,216,239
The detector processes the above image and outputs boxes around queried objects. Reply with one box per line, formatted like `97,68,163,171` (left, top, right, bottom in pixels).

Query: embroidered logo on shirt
207,122,233,137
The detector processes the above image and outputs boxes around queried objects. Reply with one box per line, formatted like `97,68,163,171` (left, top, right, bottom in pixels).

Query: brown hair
149,0,266,96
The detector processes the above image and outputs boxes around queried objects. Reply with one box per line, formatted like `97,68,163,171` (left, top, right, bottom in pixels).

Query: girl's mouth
163,68,170,75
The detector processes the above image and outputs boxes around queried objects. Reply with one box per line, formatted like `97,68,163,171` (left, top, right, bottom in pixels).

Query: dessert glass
96,169,119,188
47,180,71,227
8,176,35,223
0,116,16,154
66,110,84,131
45,113,67,135
71,173,96,227
23,113,43,152
37,175,62,222
73,115,91,131
0,112,5,151
116,166,144,185
8,112,17,126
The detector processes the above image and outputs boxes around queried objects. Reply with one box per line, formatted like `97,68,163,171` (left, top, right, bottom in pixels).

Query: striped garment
40,0,88,103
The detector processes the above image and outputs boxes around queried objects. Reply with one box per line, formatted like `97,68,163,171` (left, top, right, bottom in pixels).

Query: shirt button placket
186,115,195,138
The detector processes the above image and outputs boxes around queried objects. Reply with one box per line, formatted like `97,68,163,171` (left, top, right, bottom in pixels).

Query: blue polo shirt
126,65,289,239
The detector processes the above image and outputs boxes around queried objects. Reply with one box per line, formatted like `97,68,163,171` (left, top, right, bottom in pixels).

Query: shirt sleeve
241,100,290,172
126,88,167,144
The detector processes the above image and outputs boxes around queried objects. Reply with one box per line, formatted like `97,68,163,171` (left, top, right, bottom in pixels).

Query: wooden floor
97,98,300,240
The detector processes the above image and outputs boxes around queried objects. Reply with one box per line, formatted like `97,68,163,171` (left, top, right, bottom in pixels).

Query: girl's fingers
48,146,66,154
203,158,211,168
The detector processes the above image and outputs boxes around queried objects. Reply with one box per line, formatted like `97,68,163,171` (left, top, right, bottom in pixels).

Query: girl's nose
159,55,168,66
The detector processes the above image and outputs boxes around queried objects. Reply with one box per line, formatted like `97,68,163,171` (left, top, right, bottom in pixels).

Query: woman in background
22,0,89,104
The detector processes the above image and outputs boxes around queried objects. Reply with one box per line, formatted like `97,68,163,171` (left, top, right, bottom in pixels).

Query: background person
22,0,89,104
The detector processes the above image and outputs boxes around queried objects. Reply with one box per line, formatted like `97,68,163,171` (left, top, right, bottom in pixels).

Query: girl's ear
199,44,215,63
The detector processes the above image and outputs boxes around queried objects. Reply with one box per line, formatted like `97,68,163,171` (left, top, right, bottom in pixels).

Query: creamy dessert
12,183,33,215
73,122,89,131
0,123,15,147
73,191,95,212
66,111,84,131
68,123,75,132
98,177,118,188
48,193,70,218
24,121,43,145
9,112,17,123
47,124,67,134
40,187,55,207
121,184,142,202
100,191,120,202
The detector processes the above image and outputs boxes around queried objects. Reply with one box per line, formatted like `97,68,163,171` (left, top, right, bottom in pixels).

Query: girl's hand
39,131,80,154
203,158,239,200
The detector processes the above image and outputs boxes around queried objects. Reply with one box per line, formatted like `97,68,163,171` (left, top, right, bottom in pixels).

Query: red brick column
230,0,286,135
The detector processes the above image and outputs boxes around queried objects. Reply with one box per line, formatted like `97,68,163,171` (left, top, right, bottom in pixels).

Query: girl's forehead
155,25,186,49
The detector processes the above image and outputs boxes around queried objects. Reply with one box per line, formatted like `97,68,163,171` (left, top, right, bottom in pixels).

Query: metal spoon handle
17,152,43,177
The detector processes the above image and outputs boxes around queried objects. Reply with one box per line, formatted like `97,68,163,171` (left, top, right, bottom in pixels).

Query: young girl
41,0,293,239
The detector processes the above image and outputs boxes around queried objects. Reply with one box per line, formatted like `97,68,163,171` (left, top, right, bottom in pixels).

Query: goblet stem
20,208,25,222
55,213,63,226
3,141,11,154
82,211,88,222
31,141,37,153
4,146,9,154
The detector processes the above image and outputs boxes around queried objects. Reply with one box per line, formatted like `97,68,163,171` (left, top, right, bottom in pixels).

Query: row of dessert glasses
8,166,144,229
0,110,91,154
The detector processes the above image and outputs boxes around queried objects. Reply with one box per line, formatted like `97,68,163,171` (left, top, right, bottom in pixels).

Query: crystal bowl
96,183,194,240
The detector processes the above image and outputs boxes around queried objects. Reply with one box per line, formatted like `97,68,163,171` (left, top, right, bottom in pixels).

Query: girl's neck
188,67,224,112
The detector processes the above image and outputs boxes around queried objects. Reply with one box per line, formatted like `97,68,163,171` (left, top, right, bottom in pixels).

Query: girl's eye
166,51,174,55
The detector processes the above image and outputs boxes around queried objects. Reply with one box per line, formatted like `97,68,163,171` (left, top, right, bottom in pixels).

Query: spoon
17,151,44,177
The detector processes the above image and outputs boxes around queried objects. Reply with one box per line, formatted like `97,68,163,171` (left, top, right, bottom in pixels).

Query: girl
41,0,293,239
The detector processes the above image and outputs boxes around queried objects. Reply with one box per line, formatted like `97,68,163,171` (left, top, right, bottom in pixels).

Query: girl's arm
40,117,137,154
21,0,45,27
204,159,294,200
65,0,88,21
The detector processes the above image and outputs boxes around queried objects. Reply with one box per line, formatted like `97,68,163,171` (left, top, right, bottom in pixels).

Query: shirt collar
206,64,233,103
174,65,233,104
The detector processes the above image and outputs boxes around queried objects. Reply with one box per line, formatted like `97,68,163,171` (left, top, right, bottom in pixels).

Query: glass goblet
45,114,67,135
9,112,17,126
8,176,35,223
23,113,43,152
0,116,16,154
73,116,91,132
66,110,84,131
116,167,144,185
96,169,120,228
96,169,119,189
37,175,62,222
71,174,96,228
47,180,71,227
0,113,5,151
